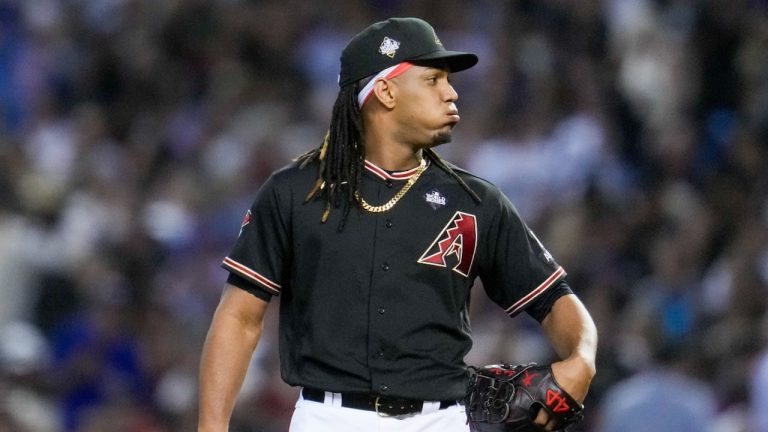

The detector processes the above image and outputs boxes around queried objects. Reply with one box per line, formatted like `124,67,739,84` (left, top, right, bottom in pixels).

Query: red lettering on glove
546,389,571,413
490,368,517,377
522,370,541,386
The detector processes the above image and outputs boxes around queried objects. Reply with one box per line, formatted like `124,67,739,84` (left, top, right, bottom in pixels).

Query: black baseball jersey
222,158,570,401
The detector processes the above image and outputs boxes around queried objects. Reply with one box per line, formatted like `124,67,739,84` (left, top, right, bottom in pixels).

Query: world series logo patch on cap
379,37,400,58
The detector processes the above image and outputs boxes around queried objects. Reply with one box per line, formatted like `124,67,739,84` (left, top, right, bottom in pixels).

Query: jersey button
377,351,385,358
377,307,386,315
381,263,390,271
385,180,393,188
380,385,389,392
385,220,393,228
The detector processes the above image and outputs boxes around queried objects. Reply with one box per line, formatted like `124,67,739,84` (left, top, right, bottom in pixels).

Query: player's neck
363,123,423,171
364,142,423,171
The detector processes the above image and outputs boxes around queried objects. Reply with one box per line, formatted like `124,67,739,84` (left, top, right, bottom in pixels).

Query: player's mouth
447,110,460,124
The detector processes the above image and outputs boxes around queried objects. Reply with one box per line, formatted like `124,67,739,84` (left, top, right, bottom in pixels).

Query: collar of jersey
364,159,430,181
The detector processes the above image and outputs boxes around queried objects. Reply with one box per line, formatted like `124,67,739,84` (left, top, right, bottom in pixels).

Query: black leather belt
301,388,459,417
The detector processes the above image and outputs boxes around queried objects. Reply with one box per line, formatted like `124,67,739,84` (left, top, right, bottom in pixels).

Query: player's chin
430,126,455,146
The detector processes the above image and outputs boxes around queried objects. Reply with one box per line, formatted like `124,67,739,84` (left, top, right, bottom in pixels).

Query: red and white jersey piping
222,257,281,294
364,159,430,181
505,266,566,316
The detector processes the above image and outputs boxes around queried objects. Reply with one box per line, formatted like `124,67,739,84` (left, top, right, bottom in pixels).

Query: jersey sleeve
221,174,290,297
478,192,566,317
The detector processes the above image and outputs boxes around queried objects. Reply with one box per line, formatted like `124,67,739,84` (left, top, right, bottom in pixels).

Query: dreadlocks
296,81,482,231
295,81,364,230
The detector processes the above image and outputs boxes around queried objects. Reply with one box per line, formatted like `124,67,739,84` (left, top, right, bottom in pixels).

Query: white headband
357,62,413,108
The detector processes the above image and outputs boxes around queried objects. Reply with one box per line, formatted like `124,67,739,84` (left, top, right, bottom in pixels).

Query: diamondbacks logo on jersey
418,211,477,277
239,210,252,236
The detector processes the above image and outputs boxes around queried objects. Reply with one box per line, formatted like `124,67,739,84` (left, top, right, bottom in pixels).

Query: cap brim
409,50,478,73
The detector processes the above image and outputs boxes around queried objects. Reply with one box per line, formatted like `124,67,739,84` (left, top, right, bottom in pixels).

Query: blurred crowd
0,0,767,431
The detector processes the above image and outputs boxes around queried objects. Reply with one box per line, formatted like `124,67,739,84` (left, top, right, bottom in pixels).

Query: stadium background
1,0,767,431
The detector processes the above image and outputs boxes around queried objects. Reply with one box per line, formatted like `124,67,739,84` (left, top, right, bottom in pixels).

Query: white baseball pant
289,390,470,432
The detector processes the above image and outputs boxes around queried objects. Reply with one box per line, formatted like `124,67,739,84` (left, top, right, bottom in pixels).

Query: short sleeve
227,272,273,302
525,281,573,322
222,175,290,297
478,193,566,317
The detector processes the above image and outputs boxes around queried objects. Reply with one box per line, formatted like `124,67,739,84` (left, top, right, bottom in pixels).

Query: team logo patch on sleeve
238,210,252,236
418,211,477,277
528,227,554,263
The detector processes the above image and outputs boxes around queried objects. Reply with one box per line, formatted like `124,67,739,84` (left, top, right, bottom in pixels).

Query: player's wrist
565,353,596,380
551,357,595,404
556,343,597,379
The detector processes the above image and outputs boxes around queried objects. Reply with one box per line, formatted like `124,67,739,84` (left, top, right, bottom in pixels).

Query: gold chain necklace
356,159,427,213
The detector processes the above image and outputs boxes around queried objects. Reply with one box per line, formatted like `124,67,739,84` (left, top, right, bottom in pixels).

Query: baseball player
199,17,597,432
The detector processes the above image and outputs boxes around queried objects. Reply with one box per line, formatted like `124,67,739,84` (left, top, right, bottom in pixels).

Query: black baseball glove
465,363,584,432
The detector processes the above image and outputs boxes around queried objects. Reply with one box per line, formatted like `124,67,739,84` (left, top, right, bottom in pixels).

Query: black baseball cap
338,17,478,87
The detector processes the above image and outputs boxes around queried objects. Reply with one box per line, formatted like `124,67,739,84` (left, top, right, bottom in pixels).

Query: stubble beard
430,128,453,147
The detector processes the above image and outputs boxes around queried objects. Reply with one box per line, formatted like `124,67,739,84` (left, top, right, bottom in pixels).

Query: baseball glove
465,363,584,432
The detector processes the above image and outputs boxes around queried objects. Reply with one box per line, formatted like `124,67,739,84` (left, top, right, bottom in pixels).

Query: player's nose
443,82,458,102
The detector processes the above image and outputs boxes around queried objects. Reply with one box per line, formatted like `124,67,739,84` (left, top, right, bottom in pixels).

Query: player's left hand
533,357,593,430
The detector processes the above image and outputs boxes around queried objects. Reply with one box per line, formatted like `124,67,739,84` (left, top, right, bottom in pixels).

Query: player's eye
427,76,438,84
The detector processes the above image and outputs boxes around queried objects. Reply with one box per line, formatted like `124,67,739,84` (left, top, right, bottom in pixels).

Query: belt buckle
374,396,392,417
374,396,420,417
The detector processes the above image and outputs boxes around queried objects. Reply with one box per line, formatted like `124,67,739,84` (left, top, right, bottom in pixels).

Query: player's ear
372,79,396,109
